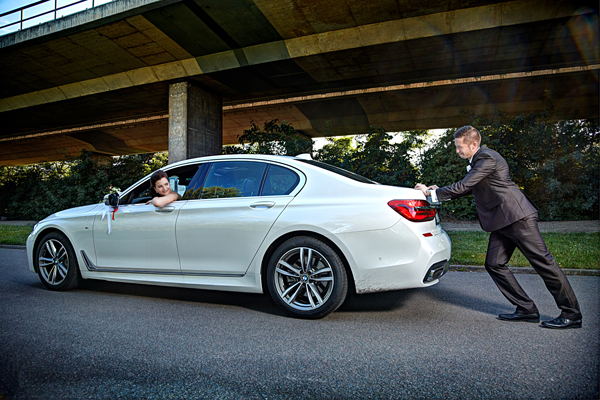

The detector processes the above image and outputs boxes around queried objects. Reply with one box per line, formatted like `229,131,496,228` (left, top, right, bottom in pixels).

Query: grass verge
0,225,33,246
447,231,599,270
1,225,598,270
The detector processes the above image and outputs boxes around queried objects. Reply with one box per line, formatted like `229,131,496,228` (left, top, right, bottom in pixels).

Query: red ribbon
112,206,118,220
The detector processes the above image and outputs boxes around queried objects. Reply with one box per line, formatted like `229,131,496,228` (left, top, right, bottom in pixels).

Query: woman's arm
149,191,181,207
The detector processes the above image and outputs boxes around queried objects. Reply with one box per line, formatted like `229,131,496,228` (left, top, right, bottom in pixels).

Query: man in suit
415,125,582,329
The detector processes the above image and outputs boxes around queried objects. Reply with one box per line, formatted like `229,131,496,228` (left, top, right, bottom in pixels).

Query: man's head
453,125,481,160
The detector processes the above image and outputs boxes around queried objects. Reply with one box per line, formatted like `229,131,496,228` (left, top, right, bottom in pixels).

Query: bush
0,151,167,221
2,110,597,222
419,106,599,220
314,126,429,187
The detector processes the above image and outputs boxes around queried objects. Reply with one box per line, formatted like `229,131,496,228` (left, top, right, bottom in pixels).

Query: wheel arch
260,230,356,296
31,227,70,273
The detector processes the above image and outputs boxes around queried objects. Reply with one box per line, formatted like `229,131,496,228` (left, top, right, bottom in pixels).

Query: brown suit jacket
436,146,537,232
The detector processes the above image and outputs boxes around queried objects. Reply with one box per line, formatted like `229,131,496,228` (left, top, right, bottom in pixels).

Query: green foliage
1,108,597,223
418,129,479,220
201,186,241,199
419,100,599,221
314,126,428,187
234,119,313,156
0,151,168,220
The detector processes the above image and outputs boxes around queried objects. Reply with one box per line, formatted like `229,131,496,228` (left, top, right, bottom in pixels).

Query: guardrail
0,0,114,35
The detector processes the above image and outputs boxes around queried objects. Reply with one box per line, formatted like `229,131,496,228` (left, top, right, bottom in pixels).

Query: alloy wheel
273,246,334,311
38,239,69,286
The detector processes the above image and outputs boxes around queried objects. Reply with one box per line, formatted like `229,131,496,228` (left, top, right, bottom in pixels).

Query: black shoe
498,312,540,323
540,317,582,329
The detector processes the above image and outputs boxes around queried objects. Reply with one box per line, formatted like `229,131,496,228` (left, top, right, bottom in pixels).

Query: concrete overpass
0,0,598,166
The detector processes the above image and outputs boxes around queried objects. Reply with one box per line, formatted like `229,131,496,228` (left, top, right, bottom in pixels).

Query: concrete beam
168,82,222,164
0,0,179,48
0,0,591,113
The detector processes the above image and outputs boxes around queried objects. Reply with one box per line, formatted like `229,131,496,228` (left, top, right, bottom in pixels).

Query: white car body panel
176,195,293,275
92,201,185,272
27,154,451,302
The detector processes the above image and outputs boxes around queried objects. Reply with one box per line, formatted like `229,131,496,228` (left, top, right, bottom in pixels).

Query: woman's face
153,177,171,196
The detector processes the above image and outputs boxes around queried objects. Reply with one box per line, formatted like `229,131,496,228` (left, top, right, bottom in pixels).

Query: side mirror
104,193,119,207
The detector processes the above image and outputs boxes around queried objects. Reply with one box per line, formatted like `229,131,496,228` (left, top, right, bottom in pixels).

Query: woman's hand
147,192,179,207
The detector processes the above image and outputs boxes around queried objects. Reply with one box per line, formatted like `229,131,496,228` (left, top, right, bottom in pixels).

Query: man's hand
414,183,429,196
414,183,439,196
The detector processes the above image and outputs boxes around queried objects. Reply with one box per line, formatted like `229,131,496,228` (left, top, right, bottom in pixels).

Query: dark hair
454,125,481,145
150,170,168,197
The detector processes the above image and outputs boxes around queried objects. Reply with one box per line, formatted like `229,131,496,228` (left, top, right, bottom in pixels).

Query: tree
0,151,168,220
419,100,599,220
233,119,313,156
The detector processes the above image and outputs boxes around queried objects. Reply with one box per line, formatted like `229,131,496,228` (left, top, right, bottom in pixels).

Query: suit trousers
484,213,582,320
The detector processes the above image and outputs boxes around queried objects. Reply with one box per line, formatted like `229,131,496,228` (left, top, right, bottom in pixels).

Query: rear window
262,165,300,196
297,159,378,184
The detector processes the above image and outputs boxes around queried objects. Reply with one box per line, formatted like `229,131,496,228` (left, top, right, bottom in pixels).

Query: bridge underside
0,0,597,165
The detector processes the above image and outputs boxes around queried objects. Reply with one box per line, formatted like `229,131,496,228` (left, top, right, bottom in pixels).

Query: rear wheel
35,232,80,291
267,236,348,319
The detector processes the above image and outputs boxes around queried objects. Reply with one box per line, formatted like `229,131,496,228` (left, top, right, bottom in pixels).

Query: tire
267,236,348,319
35,232,81,291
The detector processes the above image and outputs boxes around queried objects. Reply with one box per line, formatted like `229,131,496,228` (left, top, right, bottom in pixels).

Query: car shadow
27,274,507,318
76,280,285,317
423,283,508,316
339,281,508,316
76,280,428,317
338,289,419,312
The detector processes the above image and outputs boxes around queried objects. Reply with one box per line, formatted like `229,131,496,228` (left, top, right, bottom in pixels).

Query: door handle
250,201,275,209
154,206,175,213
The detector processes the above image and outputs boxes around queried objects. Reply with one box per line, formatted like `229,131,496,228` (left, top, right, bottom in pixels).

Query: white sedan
27,154,451,318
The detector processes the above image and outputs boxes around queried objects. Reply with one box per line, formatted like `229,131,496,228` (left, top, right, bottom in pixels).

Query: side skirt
80,250,244,277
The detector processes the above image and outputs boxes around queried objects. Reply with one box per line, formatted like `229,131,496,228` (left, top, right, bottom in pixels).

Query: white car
27,154,451,318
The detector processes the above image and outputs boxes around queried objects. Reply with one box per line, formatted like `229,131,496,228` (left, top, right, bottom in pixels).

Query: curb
449,265,600,276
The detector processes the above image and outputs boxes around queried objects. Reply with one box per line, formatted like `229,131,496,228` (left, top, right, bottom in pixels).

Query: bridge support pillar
168,81,222,164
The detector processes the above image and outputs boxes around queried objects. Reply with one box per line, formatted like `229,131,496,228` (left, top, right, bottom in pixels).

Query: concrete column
168,82,222,164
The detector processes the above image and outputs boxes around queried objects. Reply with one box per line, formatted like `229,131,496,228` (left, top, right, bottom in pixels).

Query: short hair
454,125,481,146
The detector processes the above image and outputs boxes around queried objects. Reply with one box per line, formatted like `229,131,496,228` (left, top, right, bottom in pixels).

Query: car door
92,201,184,272
91,164,201,272
176,161,303,275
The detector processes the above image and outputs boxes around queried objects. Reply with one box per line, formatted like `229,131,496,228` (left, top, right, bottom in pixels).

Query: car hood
42,203,104,222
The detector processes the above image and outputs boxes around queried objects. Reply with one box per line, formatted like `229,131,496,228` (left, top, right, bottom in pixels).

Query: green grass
447,231,600,270
1,224,598,270
0,225,34,246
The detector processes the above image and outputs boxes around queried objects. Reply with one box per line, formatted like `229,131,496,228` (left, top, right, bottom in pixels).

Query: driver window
121,164,203,205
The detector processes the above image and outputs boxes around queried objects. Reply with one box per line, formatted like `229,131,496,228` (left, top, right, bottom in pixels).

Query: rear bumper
330,222,452,294
423,259,450,283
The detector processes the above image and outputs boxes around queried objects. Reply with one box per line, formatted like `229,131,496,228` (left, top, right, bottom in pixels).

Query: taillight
388,200,437,222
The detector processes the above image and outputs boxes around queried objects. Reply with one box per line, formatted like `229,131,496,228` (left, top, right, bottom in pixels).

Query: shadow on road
75,279,285,316
423,283,507,316
51,279,429,317
23,269,506,318
338,289,418,312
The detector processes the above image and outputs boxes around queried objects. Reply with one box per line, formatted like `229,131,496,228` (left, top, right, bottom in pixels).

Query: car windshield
297,159,378,184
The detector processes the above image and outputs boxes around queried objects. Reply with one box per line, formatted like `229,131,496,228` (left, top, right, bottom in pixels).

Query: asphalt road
1,248,598,400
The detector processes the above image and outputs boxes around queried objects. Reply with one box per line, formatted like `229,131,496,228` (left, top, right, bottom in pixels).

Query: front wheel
267,236,348,319
35,232,81,291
